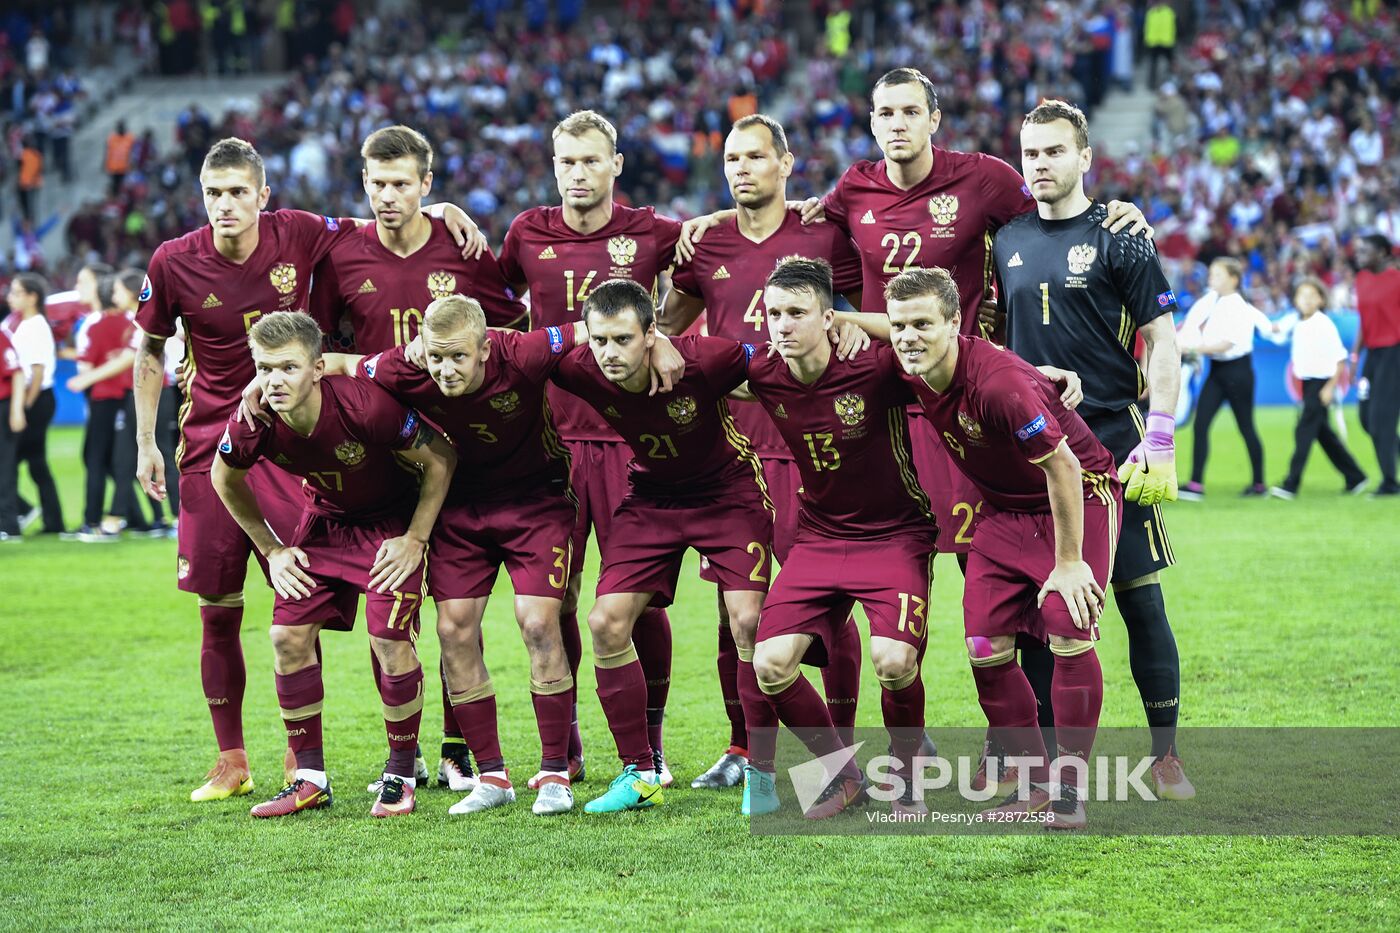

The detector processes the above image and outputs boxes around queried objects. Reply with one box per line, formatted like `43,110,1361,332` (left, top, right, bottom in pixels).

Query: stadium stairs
1088,74,1158,160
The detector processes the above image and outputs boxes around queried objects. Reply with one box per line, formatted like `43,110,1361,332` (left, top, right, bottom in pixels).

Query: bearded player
659,113,867,788
547,280,773,813
498,111,684,786
212,312,456,818
994,101,1191,799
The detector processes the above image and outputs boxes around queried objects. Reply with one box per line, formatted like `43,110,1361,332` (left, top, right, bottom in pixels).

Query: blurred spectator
16,133,43,223
1145,1,1178,90
105,119,135,196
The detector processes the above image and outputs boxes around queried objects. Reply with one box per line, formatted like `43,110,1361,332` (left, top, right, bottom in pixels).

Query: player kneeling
873,268,1119,829
212,312,456,819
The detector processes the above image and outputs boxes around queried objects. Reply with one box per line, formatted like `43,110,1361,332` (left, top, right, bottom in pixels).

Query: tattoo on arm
411,421,442,449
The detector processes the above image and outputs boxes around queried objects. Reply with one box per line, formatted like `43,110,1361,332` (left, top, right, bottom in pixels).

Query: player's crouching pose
212,311,456,818
738,257,938,820
550,279,774,814
859,267,1120,829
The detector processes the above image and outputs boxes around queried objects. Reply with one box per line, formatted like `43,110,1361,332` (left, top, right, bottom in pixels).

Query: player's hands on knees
1038,560,1104,630
831,320,870,360
370,534,426,594
235,376,272,427
136,441,167,500
269,546,315,600
1037,366,1083,410
794,197,824,225
442,204,488,260
647,334,685,395
1102,200,1153,238
404,334,426,370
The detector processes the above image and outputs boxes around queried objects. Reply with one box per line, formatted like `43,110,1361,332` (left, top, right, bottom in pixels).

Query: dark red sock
531,689,573,772
440,660,460,741
737,659,774,767
560,608,583,761
199,604,245,752
971,659,1048,779
635,608,672,755
450,693,505,774
379,666,424,778
769,676,859,781
1050,649,1104,769
275,663,324,773
880,677,925,768
821,612,862,748
717,622,747,750
594,657,653,769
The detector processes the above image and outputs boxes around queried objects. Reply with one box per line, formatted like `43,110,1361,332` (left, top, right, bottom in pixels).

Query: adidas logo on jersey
358,279,377,294
1008,253,1023,268
603,405,621,419
860,211,876,224
202,293,222,309
773,404,788,419
712,265,731,280
538,246,558,260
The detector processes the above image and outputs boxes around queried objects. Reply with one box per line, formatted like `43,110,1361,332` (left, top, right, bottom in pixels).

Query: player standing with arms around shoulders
498,111,684,786
993,100,1193,799
212,312,457,818
660,113,867,788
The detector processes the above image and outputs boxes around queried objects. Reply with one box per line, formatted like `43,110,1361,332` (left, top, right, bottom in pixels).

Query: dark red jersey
311,220,526,352
218,374,423,522
136,209,355,472
358,326,575,501
499,204,683,442
904,336,1117,512
77,310,136,400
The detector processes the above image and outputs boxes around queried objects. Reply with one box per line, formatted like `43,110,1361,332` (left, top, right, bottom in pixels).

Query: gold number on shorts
746,541,769,583
1144,519,1160,562
307,470,343,492
386,591,422,630
897,592,928,639
640,433,680,459
1040,282,1050,325
742,289,765,331
881,231,922,274
388,308,423,347
803,432,840,471
564,270,599,313
242,309,262,332
469,423,498,444
952,500,982,544
548,545,570,590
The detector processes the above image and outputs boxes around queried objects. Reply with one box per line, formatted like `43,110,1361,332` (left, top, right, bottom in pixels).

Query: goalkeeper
988,100,1193,800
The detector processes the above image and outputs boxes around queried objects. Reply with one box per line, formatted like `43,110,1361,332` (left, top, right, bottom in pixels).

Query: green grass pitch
2,406,1396,929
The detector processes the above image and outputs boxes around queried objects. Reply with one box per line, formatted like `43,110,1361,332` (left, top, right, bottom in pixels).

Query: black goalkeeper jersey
995,201,1177,418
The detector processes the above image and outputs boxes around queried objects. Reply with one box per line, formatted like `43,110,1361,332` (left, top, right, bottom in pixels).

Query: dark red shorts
566,440,633,576
271,511,426,642
596,485,774,608
757,527,938,664
430,490,577,601
909,416,982,556
699,455,796,583
962,484,1122,643
176,464,304,596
